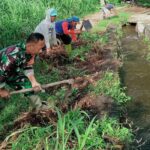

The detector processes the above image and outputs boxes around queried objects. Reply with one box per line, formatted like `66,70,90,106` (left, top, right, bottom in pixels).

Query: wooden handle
10,79,74,95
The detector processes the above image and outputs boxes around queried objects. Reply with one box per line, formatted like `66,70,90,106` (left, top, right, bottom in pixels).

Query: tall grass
0,95,29,140
0,0,99,49
11,109,133,150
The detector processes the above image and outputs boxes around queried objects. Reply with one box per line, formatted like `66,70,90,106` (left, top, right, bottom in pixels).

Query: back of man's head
26,33,44,43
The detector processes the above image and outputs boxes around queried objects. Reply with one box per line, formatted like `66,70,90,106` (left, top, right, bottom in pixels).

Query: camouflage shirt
0,43,34,88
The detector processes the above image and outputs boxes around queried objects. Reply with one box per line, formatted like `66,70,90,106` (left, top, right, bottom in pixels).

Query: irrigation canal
121,25,150,149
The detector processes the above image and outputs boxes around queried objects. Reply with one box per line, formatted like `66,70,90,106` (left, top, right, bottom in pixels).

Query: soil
121,5,150,14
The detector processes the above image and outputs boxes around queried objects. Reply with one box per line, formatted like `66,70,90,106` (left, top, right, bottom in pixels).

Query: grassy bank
93,12,130,32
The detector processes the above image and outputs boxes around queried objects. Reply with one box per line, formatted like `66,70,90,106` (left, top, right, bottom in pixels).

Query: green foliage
99,116,133,142
0,95,29,136
0,0,46,48
72,116,104,150
54,87,67,102
11,110,133,149
0,0,99,48
94,71,131,103
36,66,62,83
107,0,122,5
81,32,99,42
93,12,130,32
70,45,91,61
11,126,53,150
136,0,150,7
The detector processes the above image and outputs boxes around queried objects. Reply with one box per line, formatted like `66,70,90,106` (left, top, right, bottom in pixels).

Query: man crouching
0,33,47,110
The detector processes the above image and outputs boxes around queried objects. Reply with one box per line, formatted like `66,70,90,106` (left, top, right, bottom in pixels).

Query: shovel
78,19,92,39
81,19,93,31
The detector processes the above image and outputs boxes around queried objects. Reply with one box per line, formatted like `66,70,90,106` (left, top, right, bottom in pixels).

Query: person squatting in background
55,16,81,55
34,8,59,54
101,2,117,19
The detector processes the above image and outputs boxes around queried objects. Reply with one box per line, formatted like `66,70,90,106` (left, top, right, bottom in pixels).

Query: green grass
94,71,131,103
81,32,100,42
0,95,29,139
70,45,91,61
99,115,133,142
92,12,130,32
11,109,133,150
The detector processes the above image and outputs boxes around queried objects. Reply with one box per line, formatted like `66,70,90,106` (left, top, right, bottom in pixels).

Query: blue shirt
55,20,72,34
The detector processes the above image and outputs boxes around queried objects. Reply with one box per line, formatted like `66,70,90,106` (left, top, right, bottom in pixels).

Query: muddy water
121,25,150,149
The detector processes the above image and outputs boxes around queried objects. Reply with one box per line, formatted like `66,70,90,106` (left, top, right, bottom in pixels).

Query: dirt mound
73,94,114,117
14,109,57,129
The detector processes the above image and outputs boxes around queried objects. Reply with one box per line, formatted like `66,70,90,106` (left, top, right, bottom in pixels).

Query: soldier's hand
32,82,42,93
0,89,10,99
52,46,57,50
46,48,52,55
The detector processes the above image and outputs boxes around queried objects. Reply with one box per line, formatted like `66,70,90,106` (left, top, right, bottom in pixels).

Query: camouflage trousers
6,74,32,91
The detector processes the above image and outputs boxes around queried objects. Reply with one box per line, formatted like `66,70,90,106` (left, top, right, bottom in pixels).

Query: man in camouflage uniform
0,33,47,110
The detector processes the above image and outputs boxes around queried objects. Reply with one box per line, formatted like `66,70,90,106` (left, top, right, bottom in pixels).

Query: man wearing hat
34,8,58,54
55,16,81,55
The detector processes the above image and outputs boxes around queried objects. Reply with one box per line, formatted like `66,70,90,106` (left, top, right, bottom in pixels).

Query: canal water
121,25,150,150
